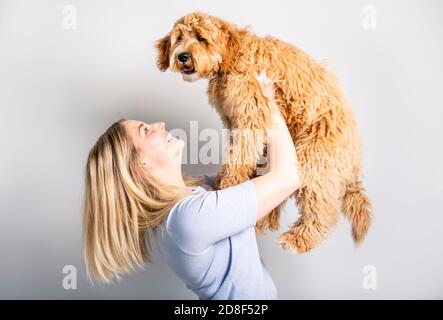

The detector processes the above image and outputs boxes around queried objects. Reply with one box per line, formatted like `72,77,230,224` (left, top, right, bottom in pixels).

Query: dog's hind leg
278,187,340,253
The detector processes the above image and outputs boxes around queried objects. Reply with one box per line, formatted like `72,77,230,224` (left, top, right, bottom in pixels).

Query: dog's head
155,12,242,82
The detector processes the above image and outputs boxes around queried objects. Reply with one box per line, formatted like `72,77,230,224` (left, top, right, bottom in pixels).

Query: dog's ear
155,34,171,71
216,20,243,71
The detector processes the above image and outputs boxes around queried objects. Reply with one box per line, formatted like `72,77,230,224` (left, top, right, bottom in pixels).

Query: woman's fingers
255,70,276,102
255,70,284,134
255,70,268,83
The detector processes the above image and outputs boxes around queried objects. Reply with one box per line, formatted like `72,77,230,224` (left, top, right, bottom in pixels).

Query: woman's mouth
166,132,177,143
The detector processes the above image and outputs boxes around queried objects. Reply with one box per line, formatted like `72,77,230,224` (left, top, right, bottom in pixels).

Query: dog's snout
178,52,191,63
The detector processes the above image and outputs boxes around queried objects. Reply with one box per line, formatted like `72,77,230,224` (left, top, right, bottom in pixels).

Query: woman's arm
251,71,300,222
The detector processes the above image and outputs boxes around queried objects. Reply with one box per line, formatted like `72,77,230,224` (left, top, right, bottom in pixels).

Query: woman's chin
175,140,185,157
176,139,185,149
165,139,185,164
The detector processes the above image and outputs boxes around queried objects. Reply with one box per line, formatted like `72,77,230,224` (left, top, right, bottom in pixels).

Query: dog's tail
341,181,372,245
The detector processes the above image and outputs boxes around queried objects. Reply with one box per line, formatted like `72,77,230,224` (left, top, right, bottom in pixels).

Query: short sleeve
165,180,258,255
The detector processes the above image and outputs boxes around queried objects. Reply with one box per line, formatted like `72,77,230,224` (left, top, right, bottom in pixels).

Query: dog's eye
197,34,206,42
176,35,182,43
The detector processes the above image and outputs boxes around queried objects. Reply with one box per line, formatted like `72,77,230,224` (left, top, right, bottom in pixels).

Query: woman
83,72,300,299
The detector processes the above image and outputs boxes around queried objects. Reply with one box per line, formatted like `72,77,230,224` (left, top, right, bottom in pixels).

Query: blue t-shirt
153,178,278,300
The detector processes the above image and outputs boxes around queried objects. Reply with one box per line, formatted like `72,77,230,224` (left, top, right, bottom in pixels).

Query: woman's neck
154,167,187,188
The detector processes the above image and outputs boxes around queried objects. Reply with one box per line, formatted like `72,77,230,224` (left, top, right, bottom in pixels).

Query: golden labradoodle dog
155,12,372,253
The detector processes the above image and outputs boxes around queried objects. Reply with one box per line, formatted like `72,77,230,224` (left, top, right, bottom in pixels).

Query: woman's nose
154,122,165,130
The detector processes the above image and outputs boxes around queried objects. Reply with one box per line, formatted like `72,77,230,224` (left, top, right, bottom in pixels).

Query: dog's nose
178,52,191,63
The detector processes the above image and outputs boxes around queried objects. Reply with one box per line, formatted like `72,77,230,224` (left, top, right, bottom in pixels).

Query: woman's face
123,120,184,172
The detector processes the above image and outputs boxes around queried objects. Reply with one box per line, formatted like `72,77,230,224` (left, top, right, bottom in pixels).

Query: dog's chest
207,78,230,122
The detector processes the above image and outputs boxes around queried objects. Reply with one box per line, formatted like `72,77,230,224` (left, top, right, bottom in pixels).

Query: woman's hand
256,70,276,102
256,71,286,136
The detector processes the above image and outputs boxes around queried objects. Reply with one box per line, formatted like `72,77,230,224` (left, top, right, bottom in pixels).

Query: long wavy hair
83,119,204,283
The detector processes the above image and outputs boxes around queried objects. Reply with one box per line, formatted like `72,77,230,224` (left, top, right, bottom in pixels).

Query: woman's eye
144,127,150,134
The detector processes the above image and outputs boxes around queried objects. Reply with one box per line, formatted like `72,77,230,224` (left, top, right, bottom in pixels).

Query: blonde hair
83,119,204,283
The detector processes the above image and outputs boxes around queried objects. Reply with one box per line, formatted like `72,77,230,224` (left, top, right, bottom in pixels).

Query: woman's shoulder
187,174,218,192
201,174,218,191
165,176,217,228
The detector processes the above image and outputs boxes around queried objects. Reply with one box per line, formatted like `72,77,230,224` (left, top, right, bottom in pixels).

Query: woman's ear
155,34,171,71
